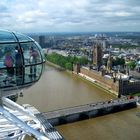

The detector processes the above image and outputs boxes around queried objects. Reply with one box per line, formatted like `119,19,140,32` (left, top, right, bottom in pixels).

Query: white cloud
0,0,140,32
115,12,132,17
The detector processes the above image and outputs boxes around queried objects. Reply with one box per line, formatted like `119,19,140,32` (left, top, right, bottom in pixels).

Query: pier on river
44,97,138,126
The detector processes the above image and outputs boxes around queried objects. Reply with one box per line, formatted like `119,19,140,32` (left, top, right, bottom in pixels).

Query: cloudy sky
0,0,140,33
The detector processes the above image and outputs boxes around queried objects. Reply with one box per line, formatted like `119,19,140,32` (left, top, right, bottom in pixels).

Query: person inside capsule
15,46,24,85
4,49,14,84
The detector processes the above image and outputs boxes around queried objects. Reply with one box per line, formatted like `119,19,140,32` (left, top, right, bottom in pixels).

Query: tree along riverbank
45,52,89,71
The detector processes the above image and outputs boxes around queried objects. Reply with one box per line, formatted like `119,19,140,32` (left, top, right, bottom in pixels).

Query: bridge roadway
44,97,139,126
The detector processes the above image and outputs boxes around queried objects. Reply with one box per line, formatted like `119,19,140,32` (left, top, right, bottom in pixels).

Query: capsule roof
0,30,33,43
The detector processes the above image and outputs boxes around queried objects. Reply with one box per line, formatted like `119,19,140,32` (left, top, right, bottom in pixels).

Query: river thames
17,64,140,140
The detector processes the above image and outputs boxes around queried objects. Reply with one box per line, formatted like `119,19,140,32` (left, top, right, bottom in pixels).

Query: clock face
0,30,45,96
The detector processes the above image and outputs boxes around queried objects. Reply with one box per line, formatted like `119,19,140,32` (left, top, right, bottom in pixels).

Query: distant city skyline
0,0,140,33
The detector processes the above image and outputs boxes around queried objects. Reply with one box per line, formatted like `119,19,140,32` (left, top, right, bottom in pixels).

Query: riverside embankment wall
80,67,119,93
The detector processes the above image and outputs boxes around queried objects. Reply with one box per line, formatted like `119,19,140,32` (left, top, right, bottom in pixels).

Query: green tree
78,57,89,65
127,61,136,70
112,57,125,66
46,52,89,70
65,62,72,70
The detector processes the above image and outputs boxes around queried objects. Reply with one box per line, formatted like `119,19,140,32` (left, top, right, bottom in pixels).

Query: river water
17,64,140,140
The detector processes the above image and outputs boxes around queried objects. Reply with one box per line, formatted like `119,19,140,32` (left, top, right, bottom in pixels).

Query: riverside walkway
45,97,138,126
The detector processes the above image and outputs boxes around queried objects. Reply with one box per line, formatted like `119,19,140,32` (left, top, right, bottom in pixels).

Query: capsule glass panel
15,32,32,42
0,30,17,43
